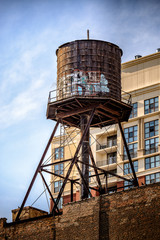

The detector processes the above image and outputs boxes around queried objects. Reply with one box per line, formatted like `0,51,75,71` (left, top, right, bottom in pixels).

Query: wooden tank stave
56,40,122,100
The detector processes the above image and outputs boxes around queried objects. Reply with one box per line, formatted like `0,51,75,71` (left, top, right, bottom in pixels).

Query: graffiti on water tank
58,69,110,98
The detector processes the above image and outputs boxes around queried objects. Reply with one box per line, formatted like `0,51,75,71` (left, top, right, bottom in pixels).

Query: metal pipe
87,29,89,40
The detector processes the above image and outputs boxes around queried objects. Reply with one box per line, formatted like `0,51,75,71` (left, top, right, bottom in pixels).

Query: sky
0,0,160,222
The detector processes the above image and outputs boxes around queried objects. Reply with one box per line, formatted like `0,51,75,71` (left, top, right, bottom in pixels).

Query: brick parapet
1,183,160,239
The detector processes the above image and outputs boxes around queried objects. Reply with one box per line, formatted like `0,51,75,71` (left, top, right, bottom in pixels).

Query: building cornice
122,83,160,97
122,52,160,69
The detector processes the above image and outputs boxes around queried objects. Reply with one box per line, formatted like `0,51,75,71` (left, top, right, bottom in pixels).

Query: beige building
50,50,160,208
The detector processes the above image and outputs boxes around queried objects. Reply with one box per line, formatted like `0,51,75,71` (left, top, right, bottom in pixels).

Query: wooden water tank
56,40,122,101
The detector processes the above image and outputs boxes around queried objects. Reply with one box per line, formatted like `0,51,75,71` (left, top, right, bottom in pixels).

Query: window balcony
96,144,107,151
96,157,117,167
107,139,117,148
96,140,117,151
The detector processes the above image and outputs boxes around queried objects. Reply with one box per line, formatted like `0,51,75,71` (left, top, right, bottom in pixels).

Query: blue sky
0,0,160,222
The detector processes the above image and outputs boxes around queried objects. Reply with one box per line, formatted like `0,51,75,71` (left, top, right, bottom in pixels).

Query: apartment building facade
50,50,160,208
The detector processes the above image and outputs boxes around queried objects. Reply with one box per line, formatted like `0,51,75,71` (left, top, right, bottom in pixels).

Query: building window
124,161,138,175
107,135,117,147
54,147,64,160
108,169,117,178
145,155,160,169
54,163,64,175
145,172,160,184
108,186,117,193
144,97,158,114
55,197,63,209
145,137,159,155
124,180,133,190
107,152,117,164
54,180,63,193
123,143,138,160
124,125,138,143
129,102,138,119
144,120,159,139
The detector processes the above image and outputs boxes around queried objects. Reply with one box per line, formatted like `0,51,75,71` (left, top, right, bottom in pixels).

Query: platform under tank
56,40,123,101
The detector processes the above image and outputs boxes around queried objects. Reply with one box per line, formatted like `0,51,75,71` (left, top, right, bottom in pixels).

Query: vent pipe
135,55,142,59
87,29,89,40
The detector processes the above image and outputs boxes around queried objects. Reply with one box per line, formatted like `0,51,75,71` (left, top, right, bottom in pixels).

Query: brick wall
1,183,160,240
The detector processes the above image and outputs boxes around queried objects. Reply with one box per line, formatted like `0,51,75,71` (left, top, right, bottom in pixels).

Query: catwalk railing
48,83,132,105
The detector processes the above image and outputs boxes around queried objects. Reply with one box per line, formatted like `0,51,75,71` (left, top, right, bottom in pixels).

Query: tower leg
15,120,60,221
80,114,90,199
118,121,139,187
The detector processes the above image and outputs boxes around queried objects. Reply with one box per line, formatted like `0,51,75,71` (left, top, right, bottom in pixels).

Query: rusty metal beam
89,146,102,190
71,180,74,202
41,168,75,182
91,119,112,127
56,105,98,119
39,171,60,214
99,104,121,116
75,98,83,108
96,109,117,120
51,108,95,213
41,158,73,168
77,159,133,183
75,162,92,198
15,120,60,222
118,121,139,187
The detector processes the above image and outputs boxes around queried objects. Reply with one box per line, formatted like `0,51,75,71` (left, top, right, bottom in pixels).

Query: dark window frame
107,135,117,147
124,125,138,143
54,147,64,160
123,142,138,160
107,152,117,164
144,120,159,139
145,137,159,155
124,160,138,175
144,97,158,114
54,180,63,193
145,172,160,184
54,163,64,175
129,102,138,119
145,155,160,169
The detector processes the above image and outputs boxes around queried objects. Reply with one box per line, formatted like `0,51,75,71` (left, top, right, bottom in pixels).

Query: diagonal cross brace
89,146,102,190
118,121,139,187
39,171,60,214
75,162,92,198
15,120,60,221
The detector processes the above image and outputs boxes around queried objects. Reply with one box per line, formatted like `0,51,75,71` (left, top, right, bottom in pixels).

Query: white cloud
0,71,50,128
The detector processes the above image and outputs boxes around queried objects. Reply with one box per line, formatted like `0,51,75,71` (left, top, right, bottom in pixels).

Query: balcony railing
96,144,107,150
48,85,132,105
96,157,117,167
96,140,117,151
